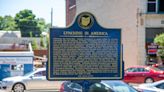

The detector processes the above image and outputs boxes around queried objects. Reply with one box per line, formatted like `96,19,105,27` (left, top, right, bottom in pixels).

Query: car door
133,68,150,83
124,68,138,83
43,70,64,90
25,70,47,90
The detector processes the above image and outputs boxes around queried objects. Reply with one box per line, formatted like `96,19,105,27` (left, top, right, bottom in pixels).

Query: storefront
0,43,34,80
145,28,164,65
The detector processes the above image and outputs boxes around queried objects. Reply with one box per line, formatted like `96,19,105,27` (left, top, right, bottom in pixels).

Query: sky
0,0,66,27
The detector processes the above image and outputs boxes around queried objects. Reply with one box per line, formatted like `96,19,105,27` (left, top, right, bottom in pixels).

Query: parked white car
138,80,164,92
0,68,64,92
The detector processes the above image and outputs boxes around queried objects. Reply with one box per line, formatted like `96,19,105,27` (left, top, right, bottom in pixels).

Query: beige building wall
140,0,164,27
75,0,140,68
136,0,147,65
139,0,164,65
145,14,164,27
67,0,164,68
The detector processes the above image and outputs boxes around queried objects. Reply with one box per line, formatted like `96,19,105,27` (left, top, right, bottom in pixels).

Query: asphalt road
26,90,59,92
0,90,59,92
0,84,139,92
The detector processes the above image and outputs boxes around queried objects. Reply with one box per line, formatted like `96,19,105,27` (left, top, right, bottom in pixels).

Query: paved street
0,90,59,92
26,90,59,92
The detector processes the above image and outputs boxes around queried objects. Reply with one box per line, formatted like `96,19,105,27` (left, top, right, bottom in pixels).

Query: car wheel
144,77,154,83
13,83,25,92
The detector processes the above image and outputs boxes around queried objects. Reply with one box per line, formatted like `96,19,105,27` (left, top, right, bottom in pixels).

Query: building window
159,0,164,12
147,0,164,13
11,64,24,71
147,0,156,12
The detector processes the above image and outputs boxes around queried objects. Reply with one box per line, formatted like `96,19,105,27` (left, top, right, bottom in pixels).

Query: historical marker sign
47,12,123,80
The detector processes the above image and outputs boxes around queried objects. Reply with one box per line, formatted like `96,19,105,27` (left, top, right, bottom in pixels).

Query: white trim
69,5,76,10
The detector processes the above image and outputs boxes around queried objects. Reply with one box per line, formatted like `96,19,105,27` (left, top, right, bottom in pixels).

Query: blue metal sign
47,12,123,80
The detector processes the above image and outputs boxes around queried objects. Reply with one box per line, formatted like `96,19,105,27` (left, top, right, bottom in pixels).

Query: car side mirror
30,75,34,79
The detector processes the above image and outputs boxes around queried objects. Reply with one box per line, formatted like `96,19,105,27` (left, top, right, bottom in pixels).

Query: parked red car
123,66,164,83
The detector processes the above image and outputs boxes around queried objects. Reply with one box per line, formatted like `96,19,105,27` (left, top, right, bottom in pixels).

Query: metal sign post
47,12,123,91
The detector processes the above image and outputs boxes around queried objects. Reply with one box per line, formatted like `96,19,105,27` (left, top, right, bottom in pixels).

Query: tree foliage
40,36,46,48
37,18,46,32
0,9,50,37
0,15,17,30
154,33,164,46
154,33,164,57
15,9,41,37
0,16,3,30
31,39,38,50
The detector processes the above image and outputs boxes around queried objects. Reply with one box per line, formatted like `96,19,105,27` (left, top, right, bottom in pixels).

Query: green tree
37,18,51,35
154,33,164,57
45,23,51,32
37,18,46,32
0,16,3,30
29,31,33,37
32,39,38,50
154,33,164,64
0,15,17,30
154,33,164,46
40,36,46,48
45,34,49,49
15,9,40,37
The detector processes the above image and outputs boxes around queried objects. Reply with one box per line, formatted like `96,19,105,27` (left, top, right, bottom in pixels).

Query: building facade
140,0,164,65
66,0,164,68
0,43,34,80
66,0,76,26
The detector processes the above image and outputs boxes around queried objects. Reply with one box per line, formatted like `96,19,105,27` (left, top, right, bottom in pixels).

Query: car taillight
60,83,65,92
152,64,158,67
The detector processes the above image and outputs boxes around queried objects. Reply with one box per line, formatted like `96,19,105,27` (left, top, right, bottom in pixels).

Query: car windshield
147,66,162,71
23,71,34,77
102,81,138,92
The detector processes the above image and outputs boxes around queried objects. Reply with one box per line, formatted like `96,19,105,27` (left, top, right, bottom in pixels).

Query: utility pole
51,8,53,27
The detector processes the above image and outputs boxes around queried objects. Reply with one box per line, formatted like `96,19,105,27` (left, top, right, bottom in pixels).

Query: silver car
138,80,164,92
1,68,64,92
